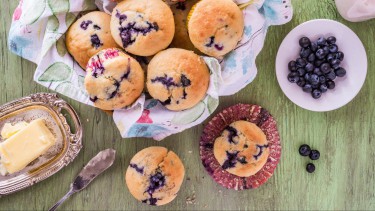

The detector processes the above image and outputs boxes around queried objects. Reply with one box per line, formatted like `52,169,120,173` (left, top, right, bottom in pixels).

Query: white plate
275,19,367,112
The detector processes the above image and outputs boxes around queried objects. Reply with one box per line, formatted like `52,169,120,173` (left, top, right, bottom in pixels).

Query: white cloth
335,0,375,22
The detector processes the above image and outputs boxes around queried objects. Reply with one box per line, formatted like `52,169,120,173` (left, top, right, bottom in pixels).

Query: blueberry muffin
84,48,144,110
110,0,175,56
125,147,185,206
66,11,118,69
146,48,210,111
187,0,244,57
214,120,270,177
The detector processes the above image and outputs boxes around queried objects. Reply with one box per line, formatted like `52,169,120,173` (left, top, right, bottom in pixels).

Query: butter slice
0,119,56,174
1,121,29,139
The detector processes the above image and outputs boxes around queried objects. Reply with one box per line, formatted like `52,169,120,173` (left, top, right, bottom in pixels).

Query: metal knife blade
71,148,116,191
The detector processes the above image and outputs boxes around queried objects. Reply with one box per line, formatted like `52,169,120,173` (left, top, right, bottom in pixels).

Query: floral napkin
8,0,292,140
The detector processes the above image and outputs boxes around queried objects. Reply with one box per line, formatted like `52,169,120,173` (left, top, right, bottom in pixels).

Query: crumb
186,192,196,205
188,150,192,153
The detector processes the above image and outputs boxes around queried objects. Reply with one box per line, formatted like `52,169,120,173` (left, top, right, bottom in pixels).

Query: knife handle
49,188,75,211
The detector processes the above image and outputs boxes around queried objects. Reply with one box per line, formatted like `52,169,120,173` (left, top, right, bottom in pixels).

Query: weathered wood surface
1,0,375,210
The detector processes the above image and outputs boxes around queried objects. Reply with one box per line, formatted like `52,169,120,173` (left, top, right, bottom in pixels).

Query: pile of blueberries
287,36,346,99
299,144,320,173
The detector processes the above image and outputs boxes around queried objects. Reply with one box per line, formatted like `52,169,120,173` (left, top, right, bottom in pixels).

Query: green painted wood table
1,0,375,210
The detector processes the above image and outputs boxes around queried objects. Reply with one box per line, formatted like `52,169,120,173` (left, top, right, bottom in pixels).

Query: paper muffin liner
200,104,281,190
8,0,292,140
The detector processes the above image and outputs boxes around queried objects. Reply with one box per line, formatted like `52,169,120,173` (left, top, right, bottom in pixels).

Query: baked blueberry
299,144,311,156
327,36,336,44
320,63,331,74
320,84,328,93
303,84,313,92
335,67,346,77
311,89,322,99
316,37,327,46
296,58,307,67
297,68,306,76
288,60,297,71
305,63,314,72
326,71,336,81
299,37,311,48
309,150,320,160
326,80,335,89
306,163,316,173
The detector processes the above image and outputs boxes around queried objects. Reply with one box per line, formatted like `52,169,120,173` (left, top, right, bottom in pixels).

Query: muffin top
214,120,270,177
66,11,118,69
188,0,244,57
125,147,185,206
110,0,175,56
84,48,144,110
146,48,210,111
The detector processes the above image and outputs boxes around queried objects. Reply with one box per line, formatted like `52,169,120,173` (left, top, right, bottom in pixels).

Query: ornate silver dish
0,93,82,195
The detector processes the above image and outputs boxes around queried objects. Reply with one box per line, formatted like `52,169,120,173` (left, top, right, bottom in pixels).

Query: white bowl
275,19,367,112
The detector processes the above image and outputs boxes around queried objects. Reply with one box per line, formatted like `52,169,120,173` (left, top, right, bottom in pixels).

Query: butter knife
49,149,116,211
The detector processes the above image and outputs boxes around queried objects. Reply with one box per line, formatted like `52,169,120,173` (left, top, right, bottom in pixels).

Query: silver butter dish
0,93,82,195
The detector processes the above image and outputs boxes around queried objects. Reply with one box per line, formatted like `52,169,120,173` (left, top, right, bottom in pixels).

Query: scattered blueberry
326,80,335,89
311,89,322,99
335,67,346,77
299,144,311,156
306,163,316,173
299,37,311,48
309,150,320,160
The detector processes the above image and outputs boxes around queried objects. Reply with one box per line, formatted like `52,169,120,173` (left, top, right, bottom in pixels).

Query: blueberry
312,89,322,99
288,61,297,71
299,37,311,48
299,144,311,156
313,68,323,76
329,44,338,53
314,59,324,67
305,63,314,72
327,36,336,44
296,58,307,67
319,75,326,84
312,84,320,89
326,80,335,89
300,48,311,58
326,53,335,62
335,51,344,61
310,42,318,52
320,84,328,93
335,67,346,77
317,37,327,46
309,150,320,160
288,72,300,83
304,73,312,81
303,84,313,93
307,53,316,62
309,74,319,85
306,163,316,173
323,46,330,55
320,63,331,74
315,49,326,60
297,78,306,87
330,59,341,68
297,68,306,76
326,71,336,81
